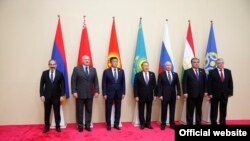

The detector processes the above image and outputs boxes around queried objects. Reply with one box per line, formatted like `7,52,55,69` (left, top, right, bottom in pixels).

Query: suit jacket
208,68,233,98
71,66,99,99
102,68,125,98
158,71,181,100
182,68,207,98
134,71,157,101
40,69,65,99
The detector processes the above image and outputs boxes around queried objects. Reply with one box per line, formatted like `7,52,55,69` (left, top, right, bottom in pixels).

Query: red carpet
0,120,249,141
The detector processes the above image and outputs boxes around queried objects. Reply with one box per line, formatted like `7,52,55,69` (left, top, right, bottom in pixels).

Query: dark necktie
168,71,172,84
114,68,118,81
145,72,149,85
50,70,54,82
85,67,89,75
195,69,199,80
220,69,224,82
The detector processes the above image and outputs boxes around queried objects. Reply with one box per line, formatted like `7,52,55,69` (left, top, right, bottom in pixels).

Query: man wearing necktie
71,55,99,132
208,58,233,125
39,59,65,133
158,61,180,130
102,57,125,131
134,61,157,129
182,58,207,125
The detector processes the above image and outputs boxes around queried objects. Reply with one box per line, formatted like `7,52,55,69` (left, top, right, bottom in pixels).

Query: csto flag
77,18,93,66
106,18,122,68
204,22,218,76
182,21,196,77
51,17,70,101
131,18,147,85
159,20,174,73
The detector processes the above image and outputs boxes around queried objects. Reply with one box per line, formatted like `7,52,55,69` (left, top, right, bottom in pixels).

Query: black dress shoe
145,125,153,129
107,126,111,131
56,127,61,132
114,125,121,130
43,126,50,133
170,125,175,130
161,125,166,130
85,126,91,132
78,127,83,132
140,125,145,130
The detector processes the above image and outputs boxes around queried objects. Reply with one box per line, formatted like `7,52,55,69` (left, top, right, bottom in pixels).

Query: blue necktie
114,69,118,81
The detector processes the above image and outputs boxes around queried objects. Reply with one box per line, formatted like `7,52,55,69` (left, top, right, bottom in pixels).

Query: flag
204,22,218,76
106,18,122,68
131,18,147,85
181,21,196,78
51,17,70,101
159,20,174,73
77,20,93,66
180,21,196,123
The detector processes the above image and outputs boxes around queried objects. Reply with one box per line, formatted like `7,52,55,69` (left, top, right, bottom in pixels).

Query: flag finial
210,20,213,24
57,15,60,19
83,15,86,25
166,19,168,22
112,16,115,21
188,20,190,23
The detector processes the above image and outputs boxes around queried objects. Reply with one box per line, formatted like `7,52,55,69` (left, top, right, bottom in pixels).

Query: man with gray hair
208,58,233,125
71,55,99,132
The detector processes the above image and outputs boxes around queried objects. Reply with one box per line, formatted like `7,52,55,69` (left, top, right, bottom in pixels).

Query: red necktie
220,69,224,82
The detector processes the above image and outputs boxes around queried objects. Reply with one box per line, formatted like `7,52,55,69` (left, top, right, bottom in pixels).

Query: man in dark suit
158,61,181,130
134,61,157,130
71,55,99,132
182,58,207,125
208,58,233,125
40,59,65,133
102,57,125,131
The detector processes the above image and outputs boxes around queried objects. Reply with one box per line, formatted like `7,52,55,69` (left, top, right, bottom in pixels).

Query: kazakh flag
131,18,147,85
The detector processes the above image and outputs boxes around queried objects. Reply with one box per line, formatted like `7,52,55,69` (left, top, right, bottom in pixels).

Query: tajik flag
181,21,196,124
181,21,195,78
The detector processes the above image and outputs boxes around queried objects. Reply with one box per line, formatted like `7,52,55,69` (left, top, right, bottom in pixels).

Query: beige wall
0,0,250,125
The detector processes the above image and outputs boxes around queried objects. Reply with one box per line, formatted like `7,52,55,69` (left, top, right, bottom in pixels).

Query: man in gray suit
71,55,99,132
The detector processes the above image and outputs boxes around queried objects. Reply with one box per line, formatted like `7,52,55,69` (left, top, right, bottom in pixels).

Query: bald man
71,55,99,132
158,61,180,130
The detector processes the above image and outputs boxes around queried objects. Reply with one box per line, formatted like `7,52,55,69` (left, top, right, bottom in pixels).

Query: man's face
217,60,224,69
49,60,57,70
110,59,118,68
165,62,172,71
82,56,90,66
142,63,149,72
192,59,199,69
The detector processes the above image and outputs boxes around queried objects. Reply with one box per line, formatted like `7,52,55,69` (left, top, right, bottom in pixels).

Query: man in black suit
182,58,207,125
134,61,157,130
208,58,233,125
71,55,99,132
102,57,125,130
158,61,180,130
40,59,65,133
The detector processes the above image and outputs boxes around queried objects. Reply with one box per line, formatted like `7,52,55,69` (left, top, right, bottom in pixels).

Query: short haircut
48,59,56,65
141,61,149,67
216,58,224,63
110,56,118,62
191,57,199,63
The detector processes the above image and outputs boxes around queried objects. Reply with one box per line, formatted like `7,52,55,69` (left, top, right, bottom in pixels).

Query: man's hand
153,96,156,100
122,94,125,100
41,96,45,102
159,96,163,101
94,93,99,98
135,97,139,102
60,96,64,102
176,95,180,100
204,93,208,96
73,93,78,99
183,93,188,99
103,95,107,100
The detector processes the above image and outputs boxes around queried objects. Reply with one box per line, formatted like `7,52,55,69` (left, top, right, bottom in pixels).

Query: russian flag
51,17,70,99
159,20,174,73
